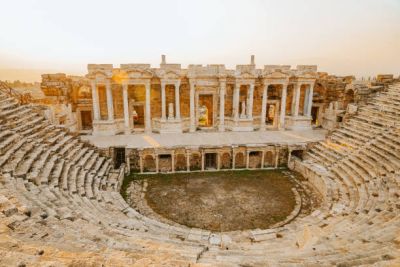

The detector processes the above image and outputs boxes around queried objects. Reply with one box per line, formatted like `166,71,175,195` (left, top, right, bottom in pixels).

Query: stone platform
81,129,327,149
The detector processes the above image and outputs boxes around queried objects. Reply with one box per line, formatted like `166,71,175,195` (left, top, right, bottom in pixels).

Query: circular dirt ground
140,170,300,232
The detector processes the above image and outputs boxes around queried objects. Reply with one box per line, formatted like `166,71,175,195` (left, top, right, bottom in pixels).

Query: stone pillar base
284,116,312,130
156,119,183,134
93,120,121,136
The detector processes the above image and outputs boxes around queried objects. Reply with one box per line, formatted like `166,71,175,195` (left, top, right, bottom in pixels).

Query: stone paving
82,129,327,149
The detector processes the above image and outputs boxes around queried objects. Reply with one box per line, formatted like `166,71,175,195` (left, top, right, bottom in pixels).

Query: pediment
264,71,288,79
126,69,153,79
297,72,317,79
163,70,180,79
240,72,255,78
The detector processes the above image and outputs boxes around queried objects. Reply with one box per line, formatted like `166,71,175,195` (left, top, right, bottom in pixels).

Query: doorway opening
81,110,92,130
311,106,319,125
198,94,213,127
114,147,126,169
132,104,145,129
266,103,276,125
205,153,217,170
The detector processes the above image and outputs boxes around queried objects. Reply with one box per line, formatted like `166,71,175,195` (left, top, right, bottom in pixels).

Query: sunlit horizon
0,0,399,82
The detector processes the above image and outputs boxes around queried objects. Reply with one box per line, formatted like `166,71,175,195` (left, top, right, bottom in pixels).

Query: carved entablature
87,64,113,84
291,65,318,83
187,64,226,80
235,65,257,85
262,66,291,85
119,64,153,83
41,73,70,96
264,65,291,74
156,64,182,82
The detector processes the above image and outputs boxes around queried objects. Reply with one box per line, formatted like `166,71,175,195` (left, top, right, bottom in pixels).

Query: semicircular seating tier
0,81,399,266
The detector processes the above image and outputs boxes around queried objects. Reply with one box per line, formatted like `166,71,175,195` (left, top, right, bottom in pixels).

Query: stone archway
190,153,201,171
220,152,231,169
249,151,262,169
235,152,245,168
264,151,274,167
175,154,186,171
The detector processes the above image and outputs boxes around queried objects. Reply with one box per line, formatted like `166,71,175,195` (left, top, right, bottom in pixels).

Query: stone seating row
2,83,400,266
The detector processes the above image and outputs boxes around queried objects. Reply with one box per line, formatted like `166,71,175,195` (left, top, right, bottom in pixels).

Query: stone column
294,83,301,116
126,156,131,173
189,80,196,132
279,84,288,130
186,150,191,172
161,81,166,121
175,81,181,120
274,148,279,169
247,83,254,119
303,88,310,115
260,83,269,131
306,83,314,117
91,80,100,120
122,83,130,133
219,80,226,131
288,148,292,164
145,81,152,133
155,154,159,173
233,83,240,122
232,152,236,170
201,151,205,171
139,152,144,173
246,151,250,169
106,80,114,121
261,150,265,169
217,153,221,170
171,151,175,173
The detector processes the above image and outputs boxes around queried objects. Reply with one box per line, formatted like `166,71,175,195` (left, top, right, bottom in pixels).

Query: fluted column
260,83,269,131
175,81,181,120
219,79,226,132
293,83,301,116
161,81,166,121
106,80,114,121
247,83,254,119
122,83,130,133
279,83,288,130
189,80,196,132
91,80,100,120
145,81,151,133
306,83,314,116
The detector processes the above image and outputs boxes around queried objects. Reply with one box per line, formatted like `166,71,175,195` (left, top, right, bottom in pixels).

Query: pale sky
0,0,399,82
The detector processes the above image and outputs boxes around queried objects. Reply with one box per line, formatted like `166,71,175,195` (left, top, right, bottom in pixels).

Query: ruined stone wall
220,152,231,169
180,83,190,118
249,152,262,168
151,84,161,119
253,85,262,117
98,86,108,120
175,153,187,171
224,84,234,116
112,85,124,119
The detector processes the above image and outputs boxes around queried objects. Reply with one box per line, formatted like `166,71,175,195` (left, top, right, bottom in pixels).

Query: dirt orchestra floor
124,170,320,232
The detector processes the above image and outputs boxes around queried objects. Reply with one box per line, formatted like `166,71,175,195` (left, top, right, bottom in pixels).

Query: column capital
189,79,196,85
